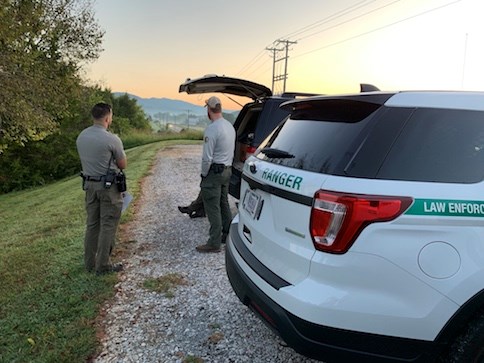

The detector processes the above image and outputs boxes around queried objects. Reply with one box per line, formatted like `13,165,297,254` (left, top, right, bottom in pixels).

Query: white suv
225,91,484,362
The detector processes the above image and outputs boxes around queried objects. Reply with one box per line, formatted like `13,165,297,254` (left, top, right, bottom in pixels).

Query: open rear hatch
179,75,272,100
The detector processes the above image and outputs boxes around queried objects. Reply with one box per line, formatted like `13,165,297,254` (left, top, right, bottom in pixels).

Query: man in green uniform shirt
76,103,127,274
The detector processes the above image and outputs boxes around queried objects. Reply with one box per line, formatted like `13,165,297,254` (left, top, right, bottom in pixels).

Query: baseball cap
205,96,221,108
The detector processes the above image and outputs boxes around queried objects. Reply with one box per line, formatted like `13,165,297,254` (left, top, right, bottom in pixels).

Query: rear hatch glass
258,99,383,175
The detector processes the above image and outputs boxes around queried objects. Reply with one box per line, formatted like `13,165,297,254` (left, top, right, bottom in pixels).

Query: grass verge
0,140,200,363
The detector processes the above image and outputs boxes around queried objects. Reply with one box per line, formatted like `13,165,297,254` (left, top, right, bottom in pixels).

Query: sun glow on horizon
87,0,484,103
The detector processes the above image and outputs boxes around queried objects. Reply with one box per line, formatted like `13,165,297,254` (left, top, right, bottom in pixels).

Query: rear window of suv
258,99,381,175
258,101,484,184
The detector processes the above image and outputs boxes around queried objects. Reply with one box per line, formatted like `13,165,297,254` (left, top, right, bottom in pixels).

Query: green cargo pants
200,167,232,248
83,181,123,273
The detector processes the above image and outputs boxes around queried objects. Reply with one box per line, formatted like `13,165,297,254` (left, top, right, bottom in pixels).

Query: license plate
243,189,262,219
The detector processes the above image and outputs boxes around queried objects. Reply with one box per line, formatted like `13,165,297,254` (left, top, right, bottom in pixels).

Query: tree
0,0,104,153
110,94,152,135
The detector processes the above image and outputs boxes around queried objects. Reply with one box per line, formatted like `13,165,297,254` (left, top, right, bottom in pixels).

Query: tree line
0,0,152,194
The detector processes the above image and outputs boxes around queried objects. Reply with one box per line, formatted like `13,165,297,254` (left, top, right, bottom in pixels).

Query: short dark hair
91,103,112,120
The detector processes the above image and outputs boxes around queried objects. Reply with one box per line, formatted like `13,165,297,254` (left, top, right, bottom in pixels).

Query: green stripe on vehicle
406,199,484,217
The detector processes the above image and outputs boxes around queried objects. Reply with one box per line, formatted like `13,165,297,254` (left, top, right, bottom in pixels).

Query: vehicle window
344,107,412,178
253,100,290,145
378,108,484,183
259,103,379,174
237,109,260,143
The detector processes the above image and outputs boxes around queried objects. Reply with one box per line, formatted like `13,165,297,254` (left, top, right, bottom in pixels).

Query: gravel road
94,144,320,363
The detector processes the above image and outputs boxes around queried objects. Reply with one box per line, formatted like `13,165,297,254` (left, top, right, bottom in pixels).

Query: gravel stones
94,144,319,363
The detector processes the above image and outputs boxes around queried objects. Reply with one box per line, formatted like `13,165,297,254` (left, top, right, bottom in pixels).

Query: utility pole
266,44,284,94
266,39,297,94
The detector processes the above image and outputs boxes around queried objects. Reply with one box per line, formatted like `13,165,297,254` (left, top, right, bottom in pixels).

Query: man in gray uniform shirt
196,96,236,253
76,103,127,274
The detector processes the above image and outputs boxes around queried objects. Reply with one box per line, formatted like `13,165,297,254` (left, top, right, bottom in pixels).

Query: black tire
444,314,484,363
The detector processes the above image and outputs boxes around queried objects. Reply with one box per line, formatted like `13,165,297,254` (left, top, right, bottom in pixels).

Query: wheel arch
436,289,484,348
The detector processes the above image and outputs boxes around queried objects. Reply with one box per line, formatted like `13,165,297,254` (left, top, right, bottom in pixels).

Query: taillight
310,190,413,254
241,146,257,162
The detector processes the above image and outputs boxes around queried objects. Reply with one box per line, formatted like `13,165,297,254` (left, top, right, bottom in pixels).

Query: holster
115,171,127,192
80,173,86,190
211,163,225,174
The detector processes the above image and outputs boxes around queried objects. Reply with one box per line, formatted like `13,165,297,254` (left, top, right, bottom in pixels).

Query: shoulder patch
204,136,209,143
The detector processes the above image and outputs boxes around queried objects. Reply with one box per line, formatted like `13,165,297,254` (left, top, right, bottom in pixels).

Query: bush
0,131,80,193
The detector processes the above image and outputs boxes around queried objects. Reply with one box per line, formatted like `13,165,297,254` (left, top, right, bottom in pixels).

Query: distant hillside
114,92,239,130
113,92,203,116
113,92,236,116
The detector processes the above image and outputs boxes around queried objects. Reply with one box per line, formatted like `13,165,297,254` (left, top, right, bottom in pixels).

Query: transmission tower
266,39,297,94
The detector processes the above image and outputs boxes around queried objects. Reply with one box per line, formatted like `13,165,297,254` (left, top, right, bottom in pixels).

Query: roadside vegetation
0,139,202,362
0,1,205,195
0,2,207,361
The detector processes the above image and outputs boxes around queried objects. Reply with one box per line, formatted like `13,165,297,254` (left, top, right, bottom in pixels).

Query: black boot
190,209,206,218
178,206,191,214
221,232,228,244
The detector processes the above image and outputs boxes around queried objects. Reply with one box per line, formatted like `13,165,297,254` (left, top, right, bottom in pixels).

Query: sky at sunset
86,0,484,109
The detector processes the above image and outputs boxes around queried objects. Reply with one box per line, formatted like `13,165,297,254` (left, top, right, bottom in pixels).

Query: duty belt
210,163,230,169
83,175,103,182
210,163,230,174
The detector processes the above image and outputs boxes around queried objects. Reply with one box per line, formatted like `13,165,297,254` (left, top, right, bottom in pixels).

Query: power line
243,55,272,79
236,49,268,77
236,0,392,79
237,0,461,83
280,0,378,40
294,0,462,59
295,0,401,42
245,64,273,83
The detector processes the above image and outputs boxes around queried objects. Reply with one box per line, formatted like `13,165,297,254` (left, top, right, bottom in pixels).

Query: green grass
142,273,188,298
121,129,203,149
0,140,200,363
182,355,205,363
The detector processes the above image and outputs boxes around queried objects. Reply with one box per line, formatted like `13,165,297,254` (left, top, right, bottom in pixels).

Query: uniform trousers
187,191,204,213
83,181,123,272
200,168,232,248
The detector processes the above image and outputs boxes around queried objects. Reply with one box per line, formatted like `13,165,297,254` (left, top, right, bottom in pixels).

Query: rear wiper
260,147,295,159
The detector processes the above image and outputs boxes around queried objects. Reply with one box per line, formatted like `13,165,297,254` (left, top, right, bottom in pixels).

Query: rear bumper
225,223,442,363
